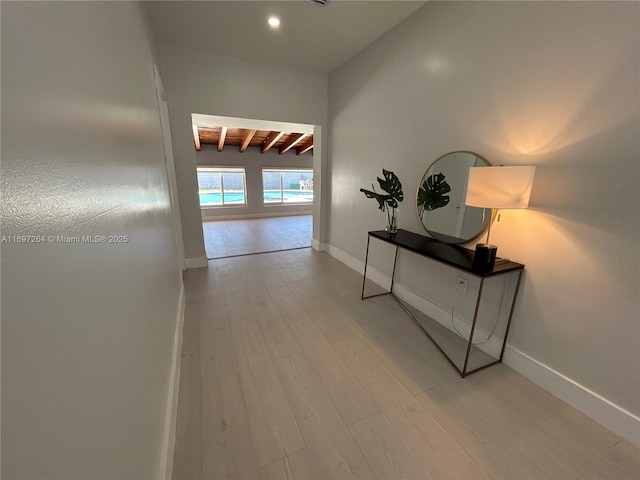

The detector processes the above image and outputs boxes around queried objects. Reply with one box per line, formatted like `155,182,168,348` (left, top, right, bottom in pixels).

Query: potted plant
360,169,404,233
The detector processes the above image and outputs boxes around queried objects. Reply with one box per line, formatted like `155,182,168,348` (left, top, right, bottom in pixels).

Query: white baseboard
325,242,640,447
504,345,640,446
159,282,185,479
325,243,363,272
186,255,208,269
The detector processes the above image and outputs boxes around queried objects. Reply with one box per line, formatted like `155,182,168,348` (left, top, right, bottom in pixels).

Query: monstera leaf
360,169,404,211
360,185,388,211
376,169,404,208
417,172,451,217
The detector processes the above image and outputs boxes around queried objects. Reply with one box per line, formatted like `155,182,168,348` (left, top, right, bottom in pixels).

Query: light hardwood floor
174,248,640,480
203,215,312,259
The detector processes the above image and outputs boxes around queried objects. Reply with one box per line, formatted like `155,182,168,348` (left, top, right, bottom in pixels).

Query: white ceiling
144,0,426,74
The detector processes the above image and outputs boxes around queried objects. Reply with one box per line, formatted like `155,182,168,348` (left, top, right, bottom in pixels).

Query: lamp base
473,243,497,273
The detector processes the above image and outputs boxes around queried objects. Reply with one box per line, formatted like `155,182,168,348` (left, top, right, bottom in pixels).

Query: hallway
203,215,312,259
173,249,640,480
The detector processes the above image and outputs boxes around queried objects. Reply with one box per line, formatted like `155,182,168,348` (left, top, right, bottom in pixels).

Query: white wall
156,44,328,263
328,1,639,441
196,145,313,220
1,2,183,478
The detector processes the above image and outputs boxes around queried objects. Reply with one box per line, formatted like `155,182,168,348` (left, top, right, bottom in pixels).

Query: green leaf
360,169,404,211
417,172,451,216
360,186,389,212
377,169,404,208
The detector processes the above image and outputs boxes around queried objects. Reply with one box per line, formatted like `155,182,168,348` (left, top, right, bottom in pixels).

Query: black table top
369,229,524,277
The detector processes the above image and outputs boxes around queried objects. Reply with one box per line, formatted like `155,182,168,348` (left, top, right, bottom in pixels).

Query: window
262,169,313,204
197,167,246,207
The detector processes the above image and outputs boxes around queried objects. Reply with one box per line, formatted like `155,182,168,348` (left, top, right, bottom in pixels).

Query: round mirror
416,151,491,244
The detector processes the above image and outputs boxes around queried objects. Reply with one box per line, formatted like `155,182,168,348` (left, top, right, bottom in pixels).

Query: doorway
192,114,319,259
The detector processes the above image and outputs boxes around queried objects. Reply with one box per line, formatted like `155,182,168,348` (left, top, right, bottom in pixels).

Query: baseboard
504,345,640,446
185,255,208,269
325,242,640,447
159,282,185,479
325,244,363,272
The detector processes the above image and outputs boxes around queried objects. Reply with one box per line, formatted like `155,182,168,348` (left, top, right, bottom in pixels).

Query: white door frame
154,65,186,271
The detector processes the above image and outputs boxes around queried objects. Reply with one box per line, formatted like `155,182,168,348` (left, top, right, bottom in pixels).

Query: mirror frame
416,150,492,244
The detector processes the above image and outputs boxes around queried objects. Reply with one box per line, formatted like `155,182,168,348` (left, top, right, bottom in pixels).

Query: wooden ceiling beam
218,127,227,152
261,131,286,153
296,139,314,155
279,133,309,154
240,129,257,153
192,125,201,151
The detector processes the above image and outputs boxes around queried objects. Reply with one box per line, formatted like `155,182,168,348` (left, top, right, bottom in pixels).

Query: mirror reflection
416,151,491,244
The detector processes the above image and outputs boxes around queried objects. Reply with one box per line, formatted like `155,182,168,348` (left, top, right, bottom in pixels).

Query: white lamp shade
465,166,536,209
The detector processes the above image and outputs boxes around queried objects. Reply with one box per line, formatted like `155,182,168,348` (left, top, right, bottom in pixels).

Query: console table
361,229,525,377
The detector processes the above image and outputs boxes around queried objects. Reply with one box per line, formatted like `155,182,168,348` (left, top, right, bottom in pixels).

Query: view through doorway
193,113,320,260
203,215,312,259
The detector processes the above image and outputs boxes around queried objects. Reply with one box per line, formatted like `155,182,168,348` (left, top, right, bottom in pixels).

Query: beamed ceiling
193,126,313,155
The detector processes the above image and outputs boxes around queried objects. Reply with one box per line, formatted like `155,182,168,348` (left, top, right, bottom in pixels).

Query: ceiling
191,113,316,155
195,126,314,155
144,1,426,74
148,1,425,155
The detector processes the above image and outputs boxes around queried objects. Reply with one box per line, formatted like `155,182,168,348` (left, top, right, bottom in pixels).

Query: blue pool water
200,192,245,205
200,190,312,206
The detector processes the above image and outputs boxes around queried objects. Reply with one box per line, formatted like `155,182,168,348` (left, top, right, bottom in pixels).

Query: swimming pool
200,190,313,206
199,192,245,205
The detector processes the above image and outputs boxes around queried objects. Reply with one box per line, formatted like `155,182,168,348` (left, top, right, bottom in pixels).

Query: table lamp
465,166,536,272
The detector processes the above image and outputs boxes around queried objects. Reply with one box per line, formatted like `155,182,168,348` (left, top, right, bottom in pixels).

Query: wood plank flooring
173,248,640,480
203,215,312,259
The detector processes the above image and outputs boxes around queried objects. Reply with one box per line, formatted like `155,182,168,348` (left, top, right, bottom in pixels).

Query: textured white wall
196,146,313,220
328,1,639,429
156,44,328,261
1,2,183,478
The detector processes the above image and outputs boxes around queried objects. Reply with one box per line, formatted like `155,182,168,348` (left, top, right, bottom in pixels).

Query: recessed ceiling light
268,16,280,28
